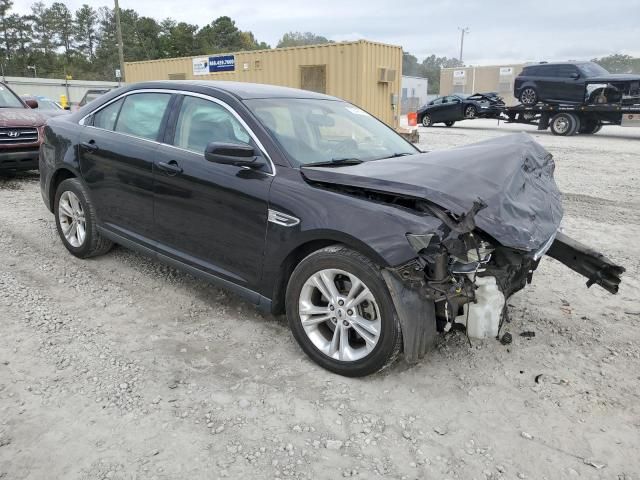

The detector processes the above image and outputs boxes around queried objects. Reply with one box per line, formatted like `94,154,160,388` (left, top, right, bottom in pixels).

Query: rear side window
115,93,172,141
553,65,579,78
92,98,124,130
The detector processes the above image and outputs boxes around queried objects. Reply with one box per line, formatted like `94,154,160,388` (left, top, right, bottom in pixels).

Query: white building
401,75,429,113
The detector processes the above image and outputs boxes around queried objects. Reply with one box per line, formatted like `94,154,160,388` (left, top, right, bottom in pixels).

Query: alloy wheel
552,116,570,135
58,191,86,248
465,106,476,118
298,268,381,362
521,88,537,105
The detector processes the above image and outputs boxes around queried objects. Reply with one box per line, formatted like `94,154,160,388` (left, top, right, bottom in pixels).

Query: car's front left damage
301,133,625,362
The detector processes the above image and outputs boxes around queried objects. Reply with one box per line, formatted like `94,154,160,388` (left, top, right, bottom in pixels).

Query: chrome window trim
78,88,276,176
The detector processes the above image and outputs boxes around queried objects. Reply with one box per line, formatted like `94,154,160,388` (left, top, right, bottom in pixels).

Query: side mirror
570,72,580,79
25,98,38,109
204,142,264,168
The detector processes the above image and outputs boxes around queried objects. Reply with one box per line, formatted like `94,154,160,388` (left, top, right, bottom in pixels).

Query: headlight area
402,230,540,341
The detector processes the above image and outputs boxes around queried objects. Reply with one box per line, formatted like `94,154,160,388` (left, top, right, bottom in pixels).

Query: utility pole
458,27,470,63
114,0,126,82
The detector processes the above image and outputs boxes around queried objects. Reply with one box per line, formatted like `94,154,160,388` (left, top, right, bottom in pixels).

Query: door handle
81,140,98,152
157,160,183,176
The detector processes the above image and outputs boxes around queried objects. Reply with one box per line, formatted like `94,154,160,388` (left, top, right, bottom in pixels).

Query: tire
464,105,477,118
421,114,432,127
519,87,538,106
444,121,455,127
285,245,402,377
54,178,113,258
579,119,602,134
549,112,579,136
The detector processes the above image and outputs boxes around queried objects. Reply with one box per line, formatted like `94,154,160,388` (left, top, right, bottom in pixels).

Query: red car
0,83,47,174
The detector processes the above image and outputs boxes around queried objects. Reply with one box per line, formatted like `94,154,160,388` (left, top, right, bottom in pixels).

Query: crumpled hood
587,74,640,83
301,133,563,252
0,108,47,127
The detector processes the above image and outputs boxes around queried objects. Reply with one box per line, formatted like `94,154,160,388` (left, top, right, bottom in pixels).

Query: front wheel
286,246,402,377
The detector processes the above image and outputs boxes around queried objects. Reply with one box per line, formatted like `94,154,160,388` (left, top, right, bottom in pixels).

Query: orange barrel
407,112,417,126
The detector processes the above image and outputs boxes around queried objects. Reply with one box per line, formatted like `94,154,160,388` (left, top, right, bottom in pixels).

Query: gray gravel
1,119,639,479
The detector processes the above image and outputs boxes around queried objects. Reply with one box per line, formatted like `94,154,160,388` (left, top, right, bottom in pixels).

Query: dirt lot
1,120,639,480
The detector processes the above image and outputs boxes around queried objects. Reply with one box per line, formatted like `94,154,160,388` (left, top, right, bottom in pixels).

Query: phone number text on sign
208,55,235,72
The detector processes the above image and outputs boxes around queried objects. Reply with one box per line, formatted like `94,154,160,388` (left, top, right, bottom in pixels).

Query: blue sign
208,55,235,72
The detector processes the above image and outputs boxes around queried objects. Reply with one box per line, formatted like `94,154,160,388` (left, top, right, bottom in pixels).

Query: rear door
426,97,448,122
79,91,174,243
444,95,464,120
152,93,274,290
536,65,559,101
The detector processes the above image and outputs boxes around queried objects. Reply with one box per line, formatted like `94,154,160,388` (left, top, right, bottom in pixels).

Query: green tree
196,16,268,53
49,2,74,57
0,0,13,60
30,1,56,55
276,31,331,48
418,55,464,93
74,4,98,60
592,54,640,74
402,51,419,76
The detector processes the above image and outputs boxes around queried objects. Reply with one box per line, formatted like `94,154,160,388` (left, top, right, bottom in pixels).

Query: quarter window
114,93,172,141
92,98,124,130
173,96,251,154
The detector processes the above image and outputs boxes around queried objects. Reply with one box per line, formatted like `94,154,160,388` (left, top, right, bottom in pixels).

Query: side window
431,97,444,105
92,98,124,130
173,96,252,154
114,93,171,141
556,65,579,78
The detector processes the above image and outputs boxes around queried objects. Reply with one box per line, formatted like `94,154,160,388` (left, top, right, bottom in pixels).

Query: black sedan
39,81,623,376
417,92,505,127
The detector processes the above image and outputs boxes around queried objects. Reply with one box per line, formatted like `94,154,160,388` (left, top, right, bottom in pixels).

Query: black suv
514,61,615,105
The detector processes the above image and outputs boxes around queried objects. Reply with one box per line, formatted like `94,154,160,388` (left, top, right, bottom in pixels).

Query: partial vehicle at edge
39,81,624,376
417,92,504,127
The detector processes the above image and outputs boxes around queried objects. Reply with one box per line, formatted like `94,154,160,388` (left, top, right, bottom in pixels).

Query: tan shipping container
125,40,402,128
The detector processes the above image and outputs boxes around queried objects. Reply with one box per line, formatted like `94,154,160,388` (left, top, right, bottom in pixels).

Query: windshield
579,62,609,77
0,84,25,108
244,98,418,166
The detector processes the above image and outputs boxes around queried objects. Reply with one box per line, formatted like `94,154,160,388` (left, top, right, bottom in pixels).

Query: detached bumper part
381,269,438,363
546,232,625,294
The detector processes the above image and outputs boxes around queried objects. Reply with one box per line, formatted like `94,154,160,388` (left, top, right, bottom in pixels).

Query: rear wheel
286,246,402,377
54,178,113,258
421,114,432,127
579,119,602,134
444,121,455,127
464,105,477,118
519,87,538,106
550,112,579,136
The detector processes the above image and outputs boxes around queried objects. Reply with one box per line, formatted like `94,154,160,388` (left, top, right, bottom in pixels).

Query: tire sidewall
54,178,96,257
286,247,400,377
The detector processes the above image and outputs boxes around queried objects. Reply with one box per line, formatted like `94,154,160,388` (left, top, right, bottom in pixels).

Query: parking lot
1,119,638,479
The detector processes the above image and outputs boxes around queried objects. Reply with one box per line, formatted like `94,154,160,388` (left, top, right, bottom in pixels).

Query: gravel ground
1,119,639,480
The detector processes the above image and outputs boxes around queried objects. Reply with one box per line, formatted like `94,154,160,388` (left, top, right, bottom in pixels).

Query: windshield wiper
304,158,364,167
375,152,414,160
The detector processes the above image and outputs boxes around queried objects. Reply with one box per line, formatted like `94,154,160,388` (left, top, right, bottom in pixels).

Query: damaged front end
385,200,624,363
301,133,625,363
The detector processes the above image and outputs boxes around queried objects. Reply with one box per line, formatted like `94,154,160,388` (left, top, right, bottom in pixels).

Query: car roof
525,61,594,67
128,80,340,101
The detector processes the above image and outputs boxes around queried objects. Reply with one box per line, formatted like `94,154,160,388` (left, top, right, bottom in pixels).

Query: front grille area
0,127,39,145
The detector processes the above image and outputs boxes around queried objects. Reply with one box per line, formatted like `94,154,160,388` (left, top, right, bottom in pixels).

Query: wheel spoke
338,325,348,361
61,220,73,235
328,323,341,356
69,193,81,214
351,322,377,348
311,274,332,302
319,271,340,301
76,222,86,244
299,305,329,316
345,277,363,303
346,286,372,309
351,314,379,337
59,201,74,218
69,221,77,239
301,314,332,327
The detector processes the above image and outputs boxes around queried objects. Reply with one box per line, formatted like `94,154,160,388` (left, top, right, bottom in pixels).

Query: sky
11,0,640,65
